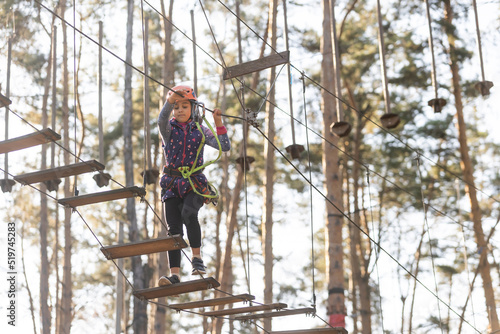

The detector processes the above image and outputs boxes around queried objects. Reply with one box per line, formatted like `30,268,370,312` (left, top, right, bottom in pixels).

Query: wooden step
223,51,289,80
133,278,220,300
14,160,105,185
101,235,188,260
233,307,315,321
268,328,347,334
202,303,287,317
58,186,146,208
0,128,60,154
169,293,255,310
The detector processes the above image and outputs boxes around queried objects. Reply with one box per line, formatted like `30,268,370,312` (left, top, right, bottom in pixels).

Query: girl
158,85,230,285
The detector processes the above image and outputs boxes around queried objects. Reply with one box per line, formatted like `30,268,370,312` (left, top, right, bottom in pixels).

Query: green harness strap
178,111,222,200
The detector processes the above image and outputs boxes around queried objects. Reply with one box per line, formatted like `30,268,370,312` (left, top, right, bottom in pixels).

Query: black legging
163,191,205,268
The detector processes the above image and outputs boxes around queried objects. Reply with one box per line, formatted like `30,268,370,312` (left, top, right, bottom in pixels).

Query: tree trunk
442,1,499,331
261,0,278,332
123,0,147,333
321,0,345,327
59,1,73,331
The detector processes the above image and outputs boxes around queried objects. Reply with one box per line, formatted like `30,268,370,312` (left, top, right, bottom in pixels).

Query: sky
1,0,500,333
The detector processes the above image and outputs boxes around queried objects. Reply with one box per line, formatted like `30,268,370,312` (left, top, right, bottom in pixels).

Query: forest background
0,0,499,333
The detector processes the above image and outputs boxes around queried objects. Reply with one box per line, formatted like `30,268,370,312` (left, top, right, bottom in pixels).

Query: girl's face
173,100,192,123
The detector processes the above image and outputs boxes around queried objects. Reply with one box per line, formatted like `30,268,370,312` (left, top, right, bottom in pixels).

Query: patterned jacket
158,101,230,200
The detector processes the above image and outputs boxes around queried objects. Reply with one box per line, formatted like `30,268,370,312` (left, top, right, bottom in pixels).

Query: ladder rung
133,278,220,300
14,160,105,185
223,51,289,80
100,235,188,260
169,294,255,310
58,186,146,208
0,128,60,154
268,328,348,334
202,303,287,317
233,307,315,321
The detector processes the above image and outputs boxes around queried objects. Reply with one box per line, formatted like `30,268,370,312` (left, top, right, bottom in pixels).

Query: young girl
158,85,231,286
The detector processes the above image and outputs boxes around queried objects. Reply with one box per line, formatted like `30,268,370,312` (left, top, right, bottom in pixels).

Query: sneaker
191,257,207,275
158,275,180,286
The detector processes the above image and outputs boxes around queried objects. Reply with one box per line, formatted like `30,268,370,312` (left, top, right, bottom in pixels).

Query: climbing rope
300,73,317,309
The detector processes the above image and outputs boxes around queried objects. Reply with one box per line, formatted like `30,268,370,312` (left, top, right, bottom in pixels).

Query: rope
365,168,385,332
140,0,148,189
300,73,317,308
415,154,445,334
72,0,78,196
456,179,477,329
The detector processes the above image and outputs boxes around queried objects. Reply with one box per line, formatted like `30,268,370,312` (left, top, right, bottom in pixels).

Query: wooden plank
169,294,255,310
202,303,287,317
0,128,60,154
223,51,289,80
269,328,348,334
233,307,315,321
14,160,105,185
133,278,220,300
100,235,188,260
58,186,146,208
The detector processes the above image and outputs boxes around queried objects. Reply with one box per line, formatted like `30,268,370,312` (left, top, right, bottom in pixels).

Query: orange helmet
167,85,197,102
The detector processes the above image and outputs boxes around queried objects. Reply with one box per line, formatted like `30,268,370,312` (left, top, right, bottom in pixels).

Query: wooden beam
58,186,146,208
202,303,287,317
133,278,220,300
169,294,255,310
233,307,315,321
223,51,289,80
100,235,188,260
268,328,347,334
0,128,60,154
14,160,105,185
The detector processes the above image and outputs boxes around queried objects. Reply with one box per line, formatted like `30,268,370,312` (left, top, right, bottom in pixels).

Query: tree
442,0,499,331
321,0,346,328
123,0,147,332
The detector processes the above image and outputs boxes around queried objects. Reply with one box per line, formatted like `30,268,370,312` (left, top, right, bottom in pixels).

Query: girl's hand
212,108,223,127
167,88,188,104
